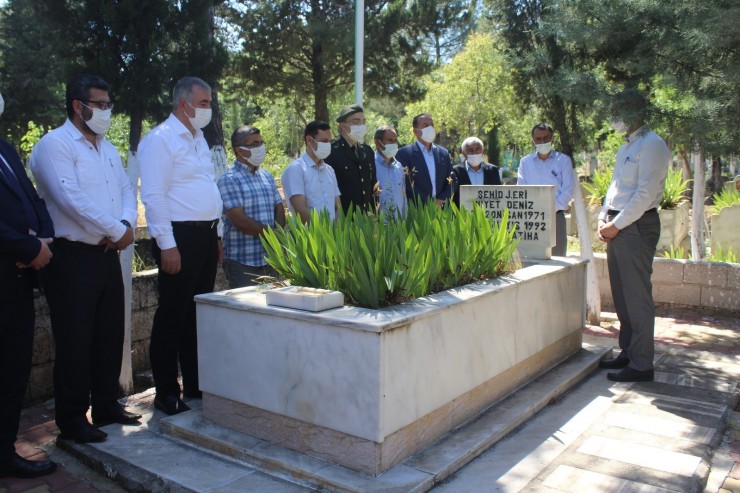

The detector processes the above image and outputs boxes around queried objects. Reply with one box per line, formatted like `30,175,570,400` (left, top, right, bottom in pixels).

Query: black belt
55,237,110,253
172,219,219,229
556,210,565,215
607,207,657,216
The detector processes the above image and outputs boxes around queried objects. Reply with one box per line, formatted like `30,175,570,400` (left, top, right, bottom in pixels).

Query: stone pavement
1,306,738,493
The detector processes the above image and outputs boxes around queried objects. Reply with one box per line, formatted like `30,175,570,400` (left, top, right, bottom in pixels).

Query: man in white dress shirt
139,77,223,415
281,120,341,223
517,124,575,256
597,89,670,383
30,74,141,443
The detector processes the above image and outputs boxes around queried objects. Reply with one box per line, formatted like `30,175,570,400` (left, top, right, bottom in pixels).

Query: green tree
400,32,530,156
408,0,478,65
226,0,432,122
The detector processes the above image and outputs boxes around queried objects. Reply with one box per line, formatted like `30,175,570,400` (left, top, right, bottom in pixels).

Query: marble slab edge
55,430,180,493
160,344,610,493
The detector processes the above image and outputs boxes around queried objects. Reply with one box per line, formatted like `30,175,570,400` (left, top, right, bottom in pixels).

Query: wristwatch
121,220,132,228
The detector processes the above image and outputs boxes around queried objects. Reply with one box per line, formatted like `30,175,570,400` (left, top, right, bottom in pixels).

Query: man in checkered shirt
217,125,285,288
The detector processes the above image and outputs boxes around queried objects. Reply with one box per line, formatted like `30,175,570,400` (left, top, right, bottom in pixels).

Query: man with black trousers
30,74,141,443
139,77,223,415
0,92,57,478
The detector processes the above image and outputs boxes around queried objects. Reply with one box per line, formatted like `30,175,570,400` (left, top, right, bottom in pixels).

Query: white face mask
186,101,212,129
347,124,366,142
380,143,398,159
239,144,266,167
81,104,112,134
466,153,484,166
611,118,629,134
311,138,332,160
419,126,436,143
535,142,552,155
0,93,4,118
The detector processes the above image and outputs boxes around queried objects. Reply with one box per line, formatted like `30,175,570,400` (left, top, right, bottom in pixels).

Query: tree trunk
711,156,722,194
690,151,706,261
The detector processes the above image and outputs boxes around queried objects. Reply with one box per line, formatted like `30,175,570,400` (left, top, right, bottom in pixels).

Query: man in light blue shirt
597,89,670,383
373,125,406,219
517,123,575,256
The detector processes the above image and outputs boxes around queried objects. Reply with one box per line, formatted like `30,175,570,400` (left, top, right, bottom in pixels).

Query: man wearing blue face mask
217,125,285,288
517,123,575,256
325,104,376,215
282,121,341,224
30,74,140,441
139,76,223,415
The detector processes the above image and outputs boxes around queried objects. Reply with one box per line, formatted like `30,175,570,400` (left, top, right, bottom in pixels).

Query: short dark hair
66,74,110,119
374,125,395,141
412,113,432,128
531,123,553,138
230,125,261,150
304,120,331,139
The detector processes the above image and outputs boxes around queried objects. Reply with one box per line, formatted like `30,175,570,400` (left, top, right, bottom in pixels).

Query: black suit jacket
0,139,54,269
452,162,502,208
324,135,376,215
396,141,453,203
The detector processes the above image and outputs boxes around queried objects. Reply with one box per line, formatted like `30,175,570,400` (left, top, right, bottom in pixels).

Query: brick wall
593,253,740,312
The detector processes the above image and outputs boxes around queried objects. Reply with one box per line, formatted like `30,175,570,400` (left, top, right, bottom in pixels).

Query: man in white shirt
597,89,670,383
281,120,341,223
517,123,575,256
139,77,223,415
30,74,140,443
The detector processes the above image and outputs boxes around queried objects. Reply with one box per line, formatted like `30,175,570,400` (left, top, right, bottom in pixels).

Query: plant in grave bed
261,201,521,309
582,167,613,206
660,168,691,209
710,188,740,213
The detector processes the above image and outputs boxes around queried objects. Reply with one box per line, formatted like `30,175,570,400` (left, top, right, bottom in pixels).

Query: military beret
336,104,364,123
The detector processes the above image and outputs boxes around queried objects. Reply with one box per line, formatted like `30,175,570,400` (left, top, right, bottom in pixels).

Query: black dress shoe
183,389,202,399
599,354,630,369
154,394,191,415
92,405,143,427
607,367,654,382
0,453,57,478
58,422,108,443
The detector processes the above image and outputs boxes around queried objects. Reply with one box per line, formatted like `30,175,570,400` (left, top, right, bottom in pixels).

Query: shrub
261,201,520,309
582,167,613,206
661,244,687,259
660,168,691,209
708,244,737,263
711,188,740,212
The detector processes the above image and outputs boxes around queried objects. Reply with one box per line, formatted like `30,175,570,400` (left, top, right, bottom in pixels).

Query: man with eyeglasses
29,74,141,443
139,77,223,415
324,104,376,215
217,125,285,288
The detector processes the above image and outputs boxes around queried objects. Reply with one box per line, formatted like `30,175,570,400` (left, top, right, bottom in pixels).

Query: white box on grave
459,185,556,259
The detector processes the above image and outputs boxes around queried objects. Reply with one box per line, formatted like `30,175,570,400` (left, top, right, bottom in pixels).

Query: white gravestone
459,185,556,259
